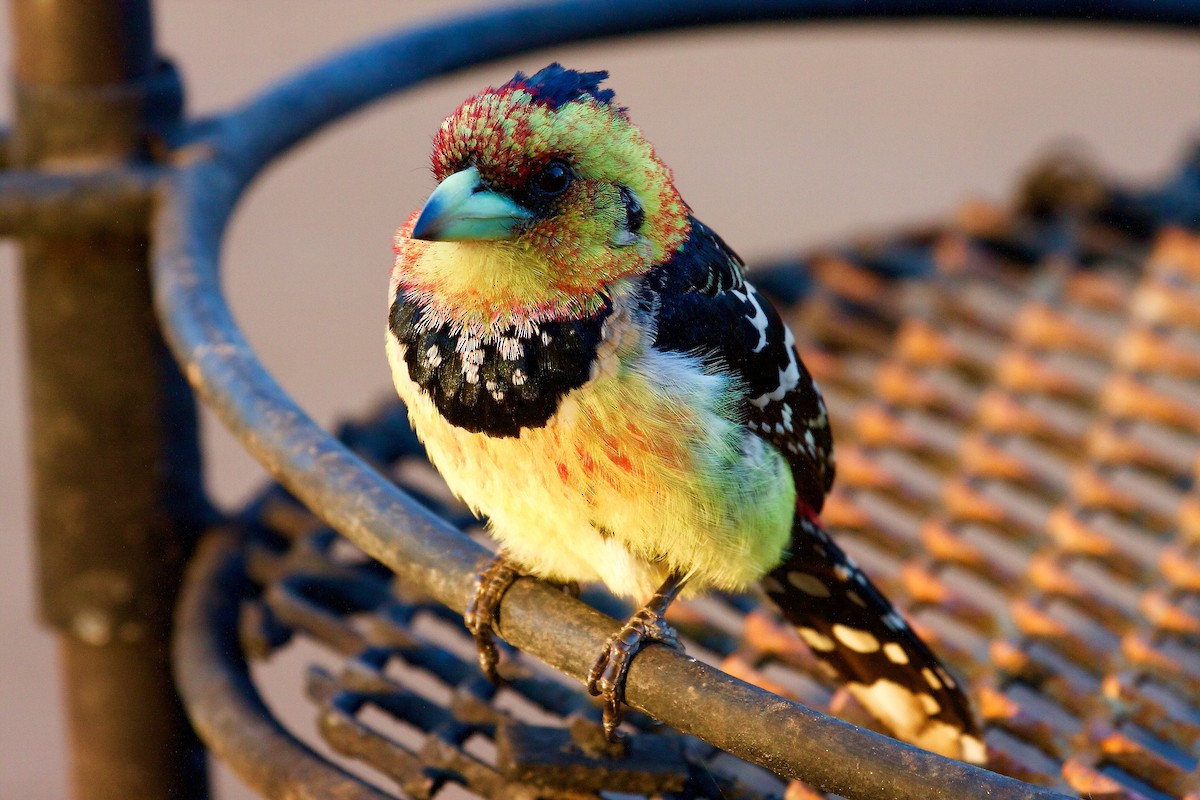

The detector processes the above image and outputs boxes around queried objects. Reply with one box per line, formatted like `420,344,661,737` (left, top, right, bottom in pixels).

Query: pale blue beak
411,166,533,241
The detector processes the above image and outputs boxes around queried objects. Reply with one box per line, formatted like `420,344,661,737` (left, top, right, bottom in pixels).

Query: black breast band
390,291,610,437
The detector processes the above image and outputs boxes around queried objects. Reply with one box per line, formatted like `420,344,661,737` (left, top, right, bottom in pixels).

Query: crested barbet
387,64,985,764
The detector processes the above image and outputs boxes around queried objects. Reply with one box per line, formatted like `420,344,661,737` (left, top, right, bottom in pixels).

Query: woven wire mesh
207,149,1200,799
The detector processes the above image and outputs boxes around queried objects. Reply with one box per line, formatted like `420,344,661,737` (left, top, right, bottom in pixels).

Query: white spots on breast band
458,333,484,385
498,336,523,361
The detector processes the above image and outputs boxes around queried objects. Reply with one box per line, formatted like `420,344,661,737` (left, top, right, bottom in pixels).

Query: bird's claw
464,553,519,683
586,606,682,741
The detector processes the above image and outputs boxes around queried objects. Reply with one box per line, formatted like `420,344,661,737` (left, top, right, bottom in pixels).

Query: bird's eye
531,160,573,197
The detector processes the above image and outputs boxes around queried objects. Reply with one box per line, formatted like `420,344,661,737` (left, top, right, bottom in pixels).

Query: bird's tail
762,509,986,764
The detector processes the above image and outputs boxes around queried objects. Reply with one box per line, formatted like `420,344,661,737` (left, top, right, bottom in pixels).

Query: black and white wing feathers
642,218,834,513
643,217,984,763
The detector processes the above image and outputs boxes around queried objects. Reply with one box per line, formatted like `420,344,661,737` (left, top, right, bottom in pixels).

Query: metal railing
7,1,1200,798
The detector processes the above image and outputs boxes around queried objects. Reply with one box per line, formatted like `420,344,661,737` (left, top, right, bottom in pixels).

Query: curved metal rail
155,2,1200,798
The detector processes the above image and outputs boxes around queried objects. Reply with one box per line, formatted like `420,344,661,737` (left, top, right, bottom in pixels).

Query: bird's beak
410,166,533,241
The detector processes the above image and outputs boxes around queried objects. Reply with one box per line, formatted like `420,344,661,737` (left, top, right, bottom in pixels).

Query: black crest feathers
506,63,616,110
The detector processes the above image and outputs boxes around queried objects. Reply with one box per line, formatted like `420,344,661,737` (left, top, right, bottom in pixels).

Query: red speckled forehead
431,86,555,190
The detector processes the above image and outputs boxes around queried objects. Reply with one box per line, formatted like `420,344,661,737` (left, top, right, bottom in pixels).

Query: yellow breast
386,292,795,600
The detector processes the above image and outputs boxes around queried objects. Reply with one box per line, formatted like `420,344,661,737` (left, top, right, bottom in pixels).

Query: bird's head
394,64,690,327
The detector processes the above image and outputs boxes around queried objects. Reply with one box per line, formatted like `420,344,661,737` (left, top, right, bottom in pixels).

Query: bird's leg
587,572,688,740
464,551,520,682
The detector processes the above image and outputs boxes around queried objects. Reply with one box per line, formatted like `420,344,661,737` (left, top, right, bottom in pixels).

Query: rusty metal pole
8,1,210,798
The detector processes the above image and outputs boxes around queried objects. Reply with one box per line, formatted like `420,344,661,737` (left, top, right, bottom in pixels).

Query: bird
386,63,985,764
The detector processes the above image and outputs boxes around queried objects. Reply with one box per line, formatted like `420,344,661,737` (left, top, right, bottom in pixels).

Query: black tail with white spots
762,511,986,764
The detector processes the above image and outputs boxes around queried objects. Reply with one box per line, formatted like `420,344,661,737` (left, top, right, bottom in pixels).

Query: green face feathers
398,65,692,326
428,64,690,265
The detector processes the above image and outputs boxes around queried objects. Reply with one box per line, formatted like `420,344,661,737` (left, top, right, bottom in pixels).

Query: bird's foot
464,552,519,683
587,574,687,741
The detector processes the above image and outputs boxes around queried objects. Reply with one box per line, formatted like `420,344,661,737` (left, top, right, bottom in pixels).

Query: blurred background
2,2,1198,797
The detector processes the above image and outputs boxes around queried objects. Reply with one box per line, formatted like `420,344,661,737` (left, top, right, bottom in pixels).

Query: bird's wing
643,217,983,761
766,511,984,760
643,217,834,512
